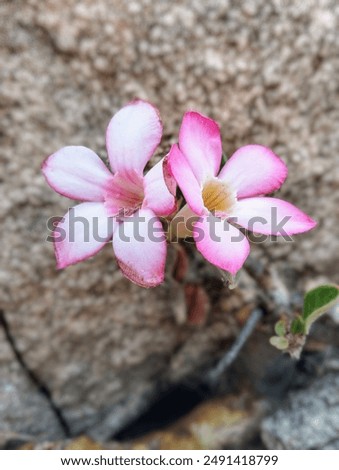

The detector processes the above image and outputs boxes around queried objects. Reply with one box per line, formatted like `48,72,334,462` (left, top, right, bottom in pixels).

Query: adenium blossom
42,100,175,287
167,112,316,275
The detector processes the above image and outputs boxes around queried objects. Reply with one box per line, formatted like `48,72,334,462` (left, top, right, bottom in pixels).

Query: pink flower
167,112,317,275
42,100,176,287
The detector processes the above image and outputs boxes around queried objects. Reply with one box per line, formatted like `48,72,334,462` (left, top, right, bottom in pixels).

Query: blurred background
0,0,338,449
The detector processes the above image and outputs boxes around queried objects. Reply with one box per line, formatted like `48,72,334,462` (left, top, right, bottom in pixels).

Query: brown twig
206,308,264,390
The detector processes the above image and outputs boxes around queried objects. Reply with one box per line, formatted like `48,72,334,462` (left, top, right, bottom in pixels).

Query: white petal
42,146,113,201
106,100,162,175
113,208,167,287
54,202,115,268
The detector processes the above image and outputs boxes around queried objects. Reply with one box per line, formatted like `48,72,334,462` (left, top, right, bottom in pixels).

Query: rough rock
261,372,339,449
0,326,64,441
1,0,338,442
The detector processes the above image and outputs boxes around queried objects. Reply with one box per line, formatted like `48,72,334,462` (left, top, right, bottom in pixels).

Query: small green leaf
303,285,339,334
269,336,289,350
274,320,287,337
303,285,339,320
290,315,305,335
221,153,228,165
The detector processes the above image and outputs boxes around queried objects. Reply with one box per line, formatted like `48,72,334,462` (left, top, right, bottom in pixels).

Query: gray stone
261,373,339,449
0,328,64,441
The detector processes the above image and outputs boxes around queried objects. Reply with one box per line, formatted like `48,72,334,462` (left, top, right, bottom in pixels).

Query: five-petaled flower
42,100,176,287
167,112,317,275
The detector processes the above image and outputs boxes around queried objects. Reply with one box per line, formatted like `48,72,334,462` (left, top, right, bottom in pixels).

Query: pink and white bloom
167,112,316,275
42,100,176,287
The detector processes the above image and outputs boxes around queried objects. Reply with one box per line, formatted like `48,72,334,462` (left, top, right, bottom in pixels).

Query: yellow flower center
202,179,235,214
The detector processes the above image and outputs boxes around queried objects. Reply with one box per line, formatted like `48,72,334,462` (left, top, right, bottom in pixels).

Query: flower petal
218,145,288,198
179,111,222,182
167,144,205,216
233,197,317,235
194,215,250,275
54,202,115,268
105,170,144,217
42,146,113,201
143,159,176,216
113,208,166,287
169,204,198,240
106,99,163,175
162,156,177,197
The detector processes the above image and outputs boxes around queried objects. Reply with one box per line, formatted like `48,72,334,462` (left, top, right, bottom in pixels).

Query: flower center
202,178,235,215
105,170,144,216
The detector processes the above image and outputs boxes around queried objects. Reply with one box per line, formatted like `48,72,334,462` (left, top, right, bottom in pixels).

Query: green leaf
221,153,228,165
303,285,339,319
290,315,305,335
274,320,287,337
269,336,289,350
303,285,339,333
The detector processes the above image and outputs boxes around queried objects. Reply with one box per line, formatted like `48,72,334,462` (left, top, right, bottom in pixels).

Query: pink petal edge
113,208,167,287
194,215,250,275
162,156,177,197
232,197,317,235
219,145,288,198
54,202,115,269
42,146,113,202
179,111,222,183
167,144,206,216
143,159,176,216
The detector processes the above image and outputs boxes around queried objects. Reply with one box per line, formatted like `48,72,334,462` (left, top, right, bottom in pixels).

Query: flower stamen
202,179,235,215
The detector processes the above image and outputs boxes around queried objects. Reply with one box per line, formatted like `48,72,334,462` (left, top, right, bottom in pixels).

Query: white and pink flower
42,100,176,287
43,102,317,287
167,111,316,275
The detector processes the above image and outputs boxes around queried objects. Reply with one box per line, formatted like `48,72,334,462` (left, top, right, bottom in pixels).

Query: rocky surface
0,0,338,444
261,371,339,449
0,325,64,440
